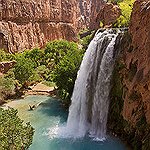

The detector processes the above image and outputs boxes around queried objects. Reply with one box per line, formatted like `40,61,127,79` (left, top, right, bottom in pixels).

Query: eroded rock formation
0,0,79,53
108,0,150,149
75,0,106,30
0,60,16,74
0,0,121,53
96,3,121,28
123,0,150,126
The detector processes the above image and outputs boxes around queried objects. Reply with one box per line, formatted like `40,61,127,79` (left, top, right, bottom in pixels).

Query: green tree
28,65,50,82
0,49,7,62
52,48,83,102
14,56,35,84
44,40,78,67
23,48,45,67
0,108,34,150
80,34,93,50
0,49,15,62
36,65,50,80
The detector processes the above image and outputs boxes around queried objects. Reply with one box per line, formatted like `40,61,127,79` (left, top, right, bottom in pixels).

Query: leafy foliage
0,70,16,101
78,29,94,50
113,0,135,27
14,56,35,84
0,49,15,62
80,34,93,50
22,48,45,67
0,40,84,103
42,81,56,87
44,40,78,66
0,108,34,150
52,43,83,102
36,65,51,80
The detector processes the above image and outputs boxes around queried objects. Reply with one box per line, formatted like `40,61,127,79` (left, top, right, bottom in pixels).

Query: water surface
5,95,127,150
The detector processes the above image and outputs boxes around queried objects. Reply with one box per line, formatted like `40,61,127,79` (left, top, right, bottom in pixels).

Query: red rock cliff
0,0,112,53
122,0,150,125
0,0,107,53
0,0,79,53
108,1,150,148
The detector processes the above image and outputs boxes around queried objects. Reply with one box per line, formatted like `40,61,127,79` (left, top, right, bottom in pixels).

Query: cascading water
65,29,120,140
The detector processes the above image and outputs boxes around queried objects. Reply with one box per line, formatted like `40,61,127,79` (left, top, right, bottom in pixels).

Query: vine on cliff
109,0,135,27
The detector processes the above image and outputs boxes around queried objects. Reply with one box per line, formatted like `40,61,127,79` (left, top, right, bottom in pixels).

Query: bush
42,81,56,87
81,34,93,50
0,49,7,62
0,108,34,150
113,0,135,27
23,48,45,67
35,65,50,80
0,70,16,100
78,29,94,50
28,65,51,82
1,40,84,102
14,56,35,84
44,40,78,66
52,47,83,102
0,49,15,62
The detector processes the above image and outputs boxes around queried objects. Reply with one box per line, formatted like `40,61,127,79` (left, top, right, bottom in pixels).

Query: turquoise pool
5,95,127,150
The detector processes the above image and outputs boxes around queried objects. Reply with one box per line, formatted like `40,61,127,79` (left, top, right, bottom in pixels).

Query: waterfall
65,29,120,140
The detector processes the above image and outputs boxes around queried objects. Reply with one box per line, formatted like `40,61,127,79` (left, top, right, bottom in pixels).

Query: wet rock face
0,0,79,53
122,0,150,125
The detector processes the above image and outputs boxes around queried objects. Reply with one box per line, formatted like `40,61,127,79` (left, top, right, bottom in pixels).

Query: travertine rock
0,60,16,73
96,3,121,28
122,0,150,125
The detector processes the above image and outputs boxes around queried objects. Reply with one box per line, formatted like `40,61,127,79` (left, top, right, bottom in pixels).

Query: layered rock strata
0,0,79,53
0,0,120,53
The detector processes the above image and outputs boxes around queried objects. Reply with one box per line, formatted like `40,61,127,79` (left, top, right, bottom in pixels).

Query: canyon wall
109,0,150,149
0,0,80,53
79,0,120,29
123,0,150,127
0,0,106,53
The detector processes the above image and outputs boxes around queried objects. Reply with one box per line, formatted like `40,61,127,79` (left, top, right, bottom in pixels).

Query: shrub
23,48,45,67
0,108,34,150
113,0,135,27
35,65,50,80
52,44,83,102
44,40,78,66
81,34,93,50
14,56,35,84
0,70,16,100
0,49,15,62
